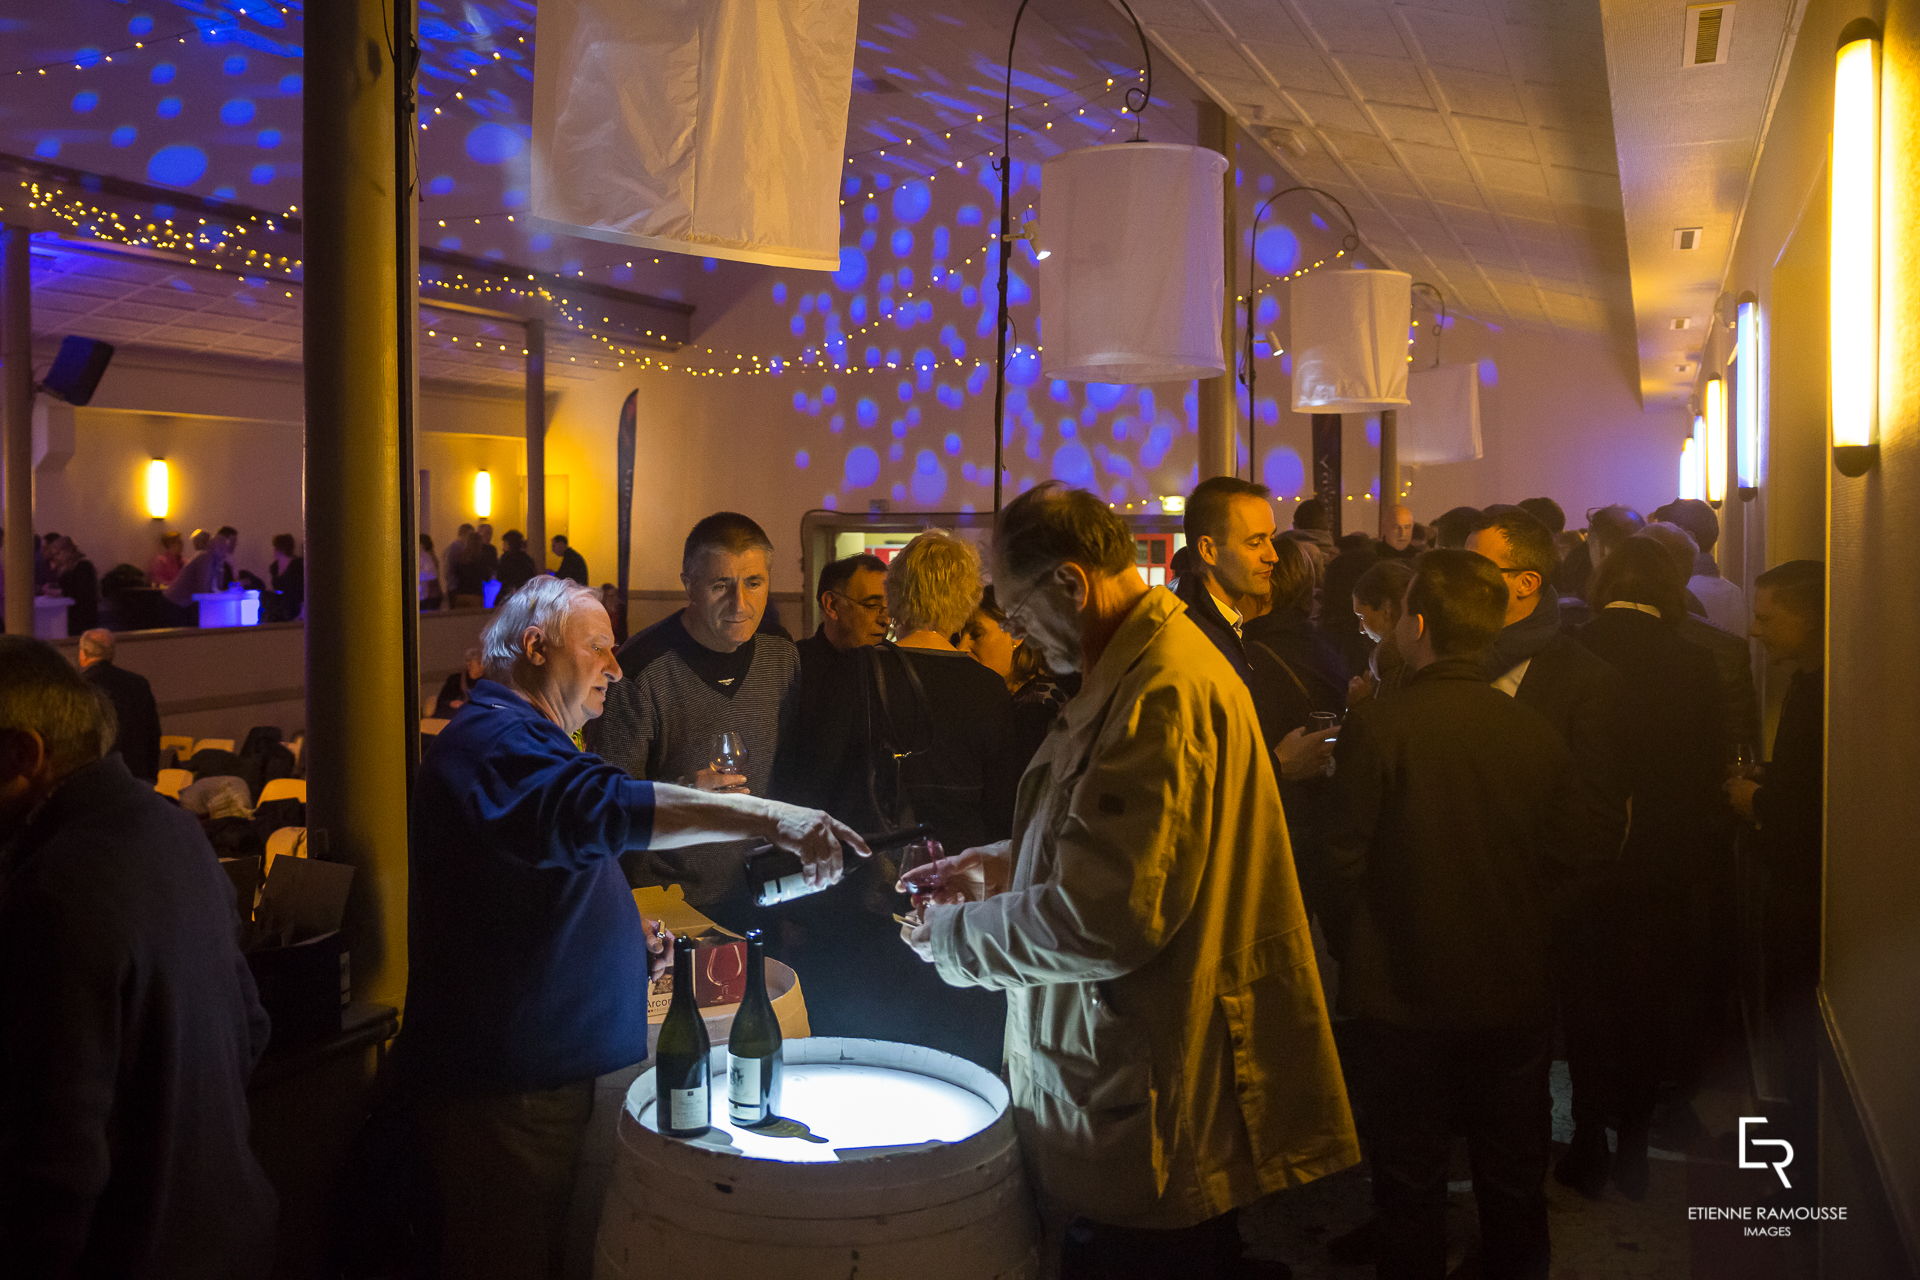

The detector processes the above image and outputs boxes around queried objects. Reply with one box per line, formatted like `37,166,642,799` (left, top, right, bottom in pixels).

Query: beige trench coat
928,587,1360,1229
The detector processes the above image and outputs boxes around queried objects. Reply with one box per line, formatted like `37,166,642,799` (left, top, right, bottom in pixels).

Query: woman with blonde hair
792,529,1017,1068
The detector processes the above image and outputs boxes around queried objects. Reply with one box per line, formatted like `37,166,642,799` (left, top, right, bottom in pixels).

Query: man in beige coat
902,483,1359,1277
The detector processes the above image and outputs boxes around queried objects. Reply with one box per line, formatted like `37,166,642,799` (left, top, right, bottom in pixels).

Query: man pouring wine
397,577,869,1280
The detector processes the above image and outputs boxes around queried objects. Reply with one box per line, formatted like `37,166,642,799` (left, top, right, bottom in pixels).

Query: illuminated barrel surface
596,1037,1039,1279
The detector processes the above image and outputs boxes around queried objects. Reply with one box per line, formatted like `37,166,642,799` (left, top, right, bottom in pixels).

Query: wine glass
896,835,948,916
1728,742,1758,781
1308,711,1341,778
712,731,747,774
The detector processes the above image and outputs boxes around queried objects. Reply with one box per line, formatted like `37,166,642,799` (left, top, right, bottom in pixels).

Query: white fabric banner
532,0,858,270
1400,362,1484,464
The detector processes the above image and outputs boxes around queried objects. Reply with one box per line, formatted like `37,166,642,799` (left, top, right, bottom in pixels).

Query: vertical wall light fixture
1680,435,1701,503
1734,293,1760,497
1831,20,1882,477
144,458,170,520
473,469,493,520
1704,374,1729,506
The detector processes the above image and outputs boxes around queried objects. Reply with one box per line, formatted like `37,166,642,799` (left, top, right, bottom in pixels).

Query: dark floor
1237,1061,1826,1279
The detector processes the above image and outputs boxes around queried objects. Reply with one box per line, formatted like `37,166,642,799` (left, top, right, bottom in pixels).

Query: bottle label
729,1057,762,1108
667,1086,707,1131
760,870,809,905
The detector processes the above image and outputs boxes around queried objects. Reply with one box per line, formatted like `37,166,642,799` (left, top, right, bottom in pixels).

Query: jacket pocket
1018,1049,1166,1220
1217,958,1357,1180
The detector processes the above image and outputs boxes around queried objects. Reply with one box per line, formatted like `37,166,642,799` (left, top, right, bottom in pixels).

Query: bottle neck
672,945,699,1005
743,942,767,999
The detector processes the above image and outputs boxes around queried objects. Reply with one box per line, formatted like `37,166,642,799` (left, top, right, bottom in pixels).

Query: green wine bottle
655,934,711,1138
727,930,783,1126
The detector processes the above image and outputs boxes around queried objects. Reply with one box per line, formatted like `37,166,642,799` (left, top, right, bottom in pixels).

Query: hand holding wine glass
894,844,1013,909
699,731,750,793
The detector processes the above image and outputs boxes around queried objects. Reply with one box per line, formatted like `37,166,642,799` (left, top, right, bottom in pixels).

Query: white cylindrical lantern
1038,143,1227,382
1289,269,1413,412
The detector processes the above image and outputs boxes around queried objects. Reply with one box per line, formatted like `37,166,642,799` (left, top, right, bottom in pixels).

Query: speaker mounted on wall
40,335,115,406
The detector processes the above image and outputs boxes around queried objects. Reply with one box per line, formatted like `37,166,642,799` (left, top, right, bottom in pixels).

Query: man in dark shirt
1331,550,1574,1280
1466,509,1629,1196
1176,476,1334,777
76,628,161,781
550,533,589,585
495,529,539,600
403,577,862,1280
1,636,275,1278
785,553,888,812
588,513,801,922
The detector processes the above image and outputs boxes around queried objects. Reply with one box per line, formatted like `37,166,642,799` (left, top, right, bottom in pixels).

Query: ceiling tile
1240,38,1345,95
1429,68,1529,122
1206,0,1306,42
1130,0,1218,31
1334,53,1439,109
1396,142,1476,185
1533,127,1617,173
1293,0,1410,56
1370,103,1456,147
1473,155,1550,196
1401,9,1510,76
1287,90,1378,134
1455,115,1538,162
1344,161,1425,198
1319,128,1402,168
1160,30,1256,79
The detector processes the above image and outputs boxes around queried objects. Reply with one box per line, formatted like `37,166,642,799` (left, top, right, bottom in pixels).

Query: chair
257,777,306,805
193,737,237,756
264,826,307,874
155,768,194,799
159,734,194,768
419,718,451,737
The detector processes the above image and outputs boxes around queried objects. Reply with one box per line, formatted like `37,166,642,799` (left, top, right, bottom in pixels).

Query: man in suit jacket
1331,549,1574,1280
1466,510,1630,1197
76,628,161,781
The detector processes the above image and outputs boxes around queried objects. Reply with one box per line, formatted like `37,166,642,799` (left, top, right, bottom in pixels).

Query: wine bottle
746,824,931,907
655,934,711,1138
727,930,782,1126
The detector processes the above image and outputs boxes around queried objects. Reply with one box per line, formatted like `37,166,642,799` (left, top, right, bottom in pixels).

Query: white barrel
595,1037,1039,1279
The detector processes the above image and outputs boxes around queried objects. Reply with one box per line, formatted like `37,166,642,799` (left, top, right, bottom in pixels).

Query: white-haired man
400,576,867,1280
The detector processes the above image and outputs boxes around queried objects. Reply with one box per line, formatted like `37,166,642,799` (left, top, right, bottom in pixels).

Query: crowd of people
416,525,590,611
0,524,307,632
0,478,1825,1280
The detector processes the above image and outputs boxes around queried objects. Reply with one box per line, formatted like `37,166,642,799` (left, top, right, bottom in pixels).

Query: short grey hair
0,636,115,778
78,629,115,662
886,529,983,637
479,576,602,682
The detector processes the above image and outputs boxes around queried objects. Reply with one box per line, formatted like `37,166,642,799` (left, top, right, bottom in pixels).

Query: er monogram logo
1739,1116,1795,1189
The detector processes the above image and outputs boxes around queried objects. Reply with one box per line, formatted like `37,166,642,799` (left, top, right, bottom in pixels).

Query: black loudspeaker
41,335,115,406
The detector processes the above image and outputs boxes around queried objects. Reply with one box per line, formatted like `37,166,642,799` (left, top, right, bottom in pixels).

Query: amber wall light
473,469,493,520
1831,20,1882,477
1704,375,1728,505
144,458,170,520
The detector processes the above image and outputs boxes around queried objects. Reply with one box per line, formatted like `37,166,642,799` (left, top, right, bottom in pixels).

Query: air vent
1684,3,1735,67
1670,317,1693,330
1674,227,1702,250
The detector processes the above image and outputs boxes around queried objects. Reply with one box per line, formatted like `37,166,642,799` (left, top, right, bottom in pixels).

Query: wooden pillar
1312,412,1343,537
1195,100,1238,481
1,226,30,637
303,0,416,1005
1378,408,1400,517
524,317,547,559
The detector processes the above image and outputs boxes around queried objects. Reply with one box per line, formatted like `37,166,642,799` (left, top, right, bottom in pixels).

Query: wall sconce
1831,20,1882,477
1734,293,1760,497
1681,416,1707,501
144,458,170,520
473,469,493,519
1703,374,1728,506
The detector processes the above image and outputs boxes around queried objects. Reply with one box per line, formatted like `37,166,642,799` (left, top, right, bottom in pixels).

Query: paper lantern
1037,143,1227,383
1289,269,1412,413
1399,363,1483,464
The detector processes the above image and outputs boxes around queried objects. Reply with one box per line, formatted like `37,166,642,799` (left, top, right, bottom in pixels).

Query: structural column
1195,100,1238,482
2,226,30,637
1378,408,1400,518
303,0,414,1006
524,317,546,558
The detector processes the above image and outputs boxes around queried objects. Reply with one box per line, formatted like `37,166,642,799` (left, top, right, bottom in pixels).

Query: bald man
77,629,161,782
1378,504,1417,559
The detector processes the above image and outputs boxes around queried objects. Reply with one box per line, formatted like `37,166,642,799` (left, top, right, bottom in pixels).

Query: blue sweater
401,680,659,1091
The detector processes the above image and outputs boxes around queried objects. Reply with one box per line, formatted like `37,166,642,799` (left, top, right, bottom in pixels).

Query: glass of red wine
895,835,947,915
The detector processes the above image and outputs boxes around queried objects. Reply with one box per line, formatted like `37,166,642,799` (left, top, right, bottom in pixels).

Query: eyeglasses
828,590,888,615
998,571,1051,637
